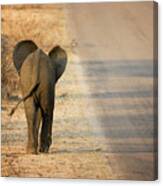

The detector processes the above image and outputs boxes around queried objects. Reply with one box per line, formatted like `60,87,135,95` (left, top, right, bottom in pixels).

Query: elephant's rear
37,50,56,112
20,49,42,96
20,49,55,109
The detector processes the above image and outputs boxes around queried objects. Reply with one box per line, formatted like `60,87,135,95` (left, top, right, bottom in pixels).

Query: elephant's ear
48,46,67,83
13,40,38,73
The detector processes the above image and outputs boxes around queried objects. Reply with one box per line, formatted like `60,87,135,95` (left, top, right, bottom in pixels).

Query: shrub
1,34,19,99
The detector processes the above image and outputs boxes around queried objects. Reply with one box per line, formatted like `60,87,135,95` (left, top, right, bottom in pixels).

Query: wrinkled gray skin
10,40,67,154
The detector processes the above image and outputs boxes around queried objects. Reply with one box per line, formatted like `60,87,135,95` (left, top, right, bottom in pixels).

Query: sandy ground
65,2,157,180
1,56,113,179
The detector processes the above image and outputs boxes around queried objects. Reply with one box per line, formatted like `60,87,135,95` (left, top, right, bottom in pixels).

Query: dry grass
1,34,18,98
1,4,68,50
1,4,69,99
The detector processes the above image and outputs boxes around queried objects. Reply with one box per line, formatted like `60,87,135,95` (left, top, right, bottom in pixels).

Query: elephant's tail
9,82,40,117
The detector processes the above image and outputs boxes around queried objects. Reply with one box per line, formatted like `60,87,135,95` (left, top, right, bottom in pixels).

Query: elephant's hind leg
33,107,41,154
24,97,41,154
39,109,53,153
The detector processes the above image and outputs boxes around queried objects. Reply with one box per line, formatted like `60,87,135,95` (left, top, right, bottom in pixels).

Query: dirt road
1,2,157,180
65,2,157,180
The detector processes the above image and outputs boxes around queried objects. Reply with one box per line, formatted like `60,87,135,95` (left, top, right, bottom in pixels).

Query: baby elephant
10,40,67,154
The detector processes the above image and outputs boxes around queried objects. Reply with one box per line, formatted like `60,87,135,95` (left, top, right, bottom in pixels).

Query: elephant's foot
39,145,49,153
27,144,38,154
39,136,51,153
